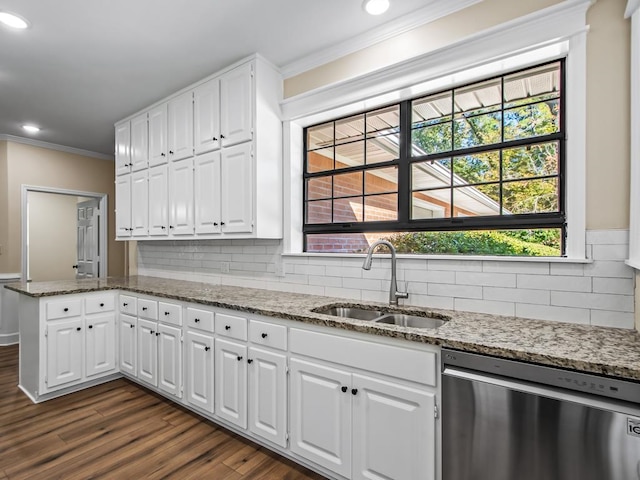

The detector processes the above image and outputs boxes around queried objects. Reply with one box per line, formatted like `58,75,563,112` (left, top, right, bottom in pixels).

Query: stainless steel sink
374,314,447,329
315,306,383,321
314,305,448,329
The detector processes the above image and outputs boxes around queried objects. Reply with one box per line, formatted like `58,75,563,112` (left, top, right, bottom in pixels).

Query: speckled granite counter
6,275,640,382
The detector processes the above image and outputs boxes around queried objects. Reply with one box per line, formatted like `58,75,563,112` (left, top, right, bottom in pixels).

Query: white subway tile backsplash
483,287,550,305
590,310,636,329
456,272,516,288
515,303,590,324
455,298,515,316
428,283,483,299
517,274,592,292
584,261,634,278
592,277,635,295
137,229,637,330
586,230,629,245
550,291,634,312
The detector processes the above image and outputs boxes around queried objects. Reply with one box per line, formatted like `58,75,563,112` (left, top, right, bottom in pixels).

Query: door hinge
285,432,289,447
285,364,289,374
434,404,439,419
44,328,48,338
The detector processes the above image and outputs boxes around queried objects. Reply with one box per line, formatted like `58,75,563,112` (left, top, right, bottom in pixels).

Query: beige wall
28,192,77,282
1,141,124,277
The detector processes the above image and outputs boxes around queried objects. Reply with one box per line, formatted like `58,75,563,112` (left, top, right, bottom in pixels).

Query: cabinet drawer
215,312,247,341
120,295,137,315
249,320,286,351
85,294,115,314
159,301,182,326
46,299,82,320
187,307,214,332
290,328,438,387
138,298,158,320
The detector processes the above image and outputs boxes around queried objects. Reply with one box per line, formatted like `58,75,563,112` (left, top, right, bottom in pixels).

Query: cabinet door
290,357,351,478
46,319,83,388
168,91,194,161
85,314,116,378
131,170,149,237
194,151,221,234
119,314,137,376
185,331,214,413
130,113,149,171
220,62,253,147
115,174,131,237
221,143,253,234
194,78,220,155
215,338,247,429
158,324,182,398
248,347,287,448
351,373,436,480
148,165,169,236
137,319,158,387
115,121,131,176
169,158,194,235
149,104,168,167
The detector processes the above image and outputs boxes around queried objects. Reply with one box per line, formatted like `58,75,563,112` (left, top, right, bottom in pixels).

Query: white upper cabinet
220,62,253,147
221,143,253,234
148,165,169,236
194,79,220,155
115,122,131,176
115,54,282,240
148,104,168,167
131,170,149,237
130,113,149,172
115,174,132,237
167,91,194,161
169,158,195,235
194,151,221,234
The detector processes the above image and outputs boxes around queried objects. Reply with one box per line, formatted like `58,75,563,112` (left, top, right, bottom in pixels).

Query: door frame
21,185,108,282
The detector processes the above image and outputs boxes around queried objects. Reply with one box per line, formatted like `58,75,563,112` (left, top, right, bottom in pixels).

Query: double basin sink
314,305,448,330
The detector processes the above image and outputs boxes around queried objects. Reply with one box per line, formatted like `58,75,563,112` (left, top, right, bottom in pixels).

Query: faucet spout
362,240,408,306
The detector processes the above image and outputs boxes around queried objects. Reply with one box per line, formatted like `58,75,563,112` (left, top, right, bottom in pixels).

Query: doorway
21,186,108,282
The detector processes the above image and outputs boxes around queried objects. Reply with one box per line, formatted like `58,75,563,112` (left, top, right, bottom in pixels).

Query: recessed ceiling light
22,125,40,133
0,11,29,29
363,0,390,15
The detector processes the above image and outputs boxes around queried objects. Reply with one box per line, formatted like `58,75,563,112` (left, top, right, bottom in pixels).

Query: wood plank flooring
0,345,326,480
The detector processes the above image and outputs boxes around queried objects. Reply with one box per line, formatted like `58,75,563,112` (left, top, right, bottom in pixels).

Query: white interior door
76,199,100,279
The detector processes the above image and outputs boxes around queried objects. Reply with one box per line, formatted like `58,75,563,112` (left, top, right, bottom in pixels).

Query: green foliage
384,230,560,257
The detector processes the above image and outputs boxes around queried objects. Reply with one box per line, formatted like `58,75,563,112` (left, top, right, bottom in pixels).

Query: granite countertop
6,275,640,382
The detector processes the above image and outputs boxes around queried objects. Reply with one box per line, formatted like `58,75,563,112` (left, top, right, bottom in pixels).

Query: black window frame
303,59,567,254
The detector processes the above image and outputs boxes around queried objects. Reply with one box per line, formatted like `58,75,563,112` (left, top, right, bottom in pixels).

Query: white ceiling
0,0,441,157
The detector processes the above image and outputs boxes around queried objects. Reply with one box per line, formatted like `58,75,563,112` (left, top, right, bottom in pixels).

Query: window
303,61,565,256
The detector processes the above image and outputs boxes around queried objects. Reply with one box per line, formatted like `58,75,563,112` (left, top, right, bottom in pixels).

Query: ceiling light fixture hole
22,125,40,134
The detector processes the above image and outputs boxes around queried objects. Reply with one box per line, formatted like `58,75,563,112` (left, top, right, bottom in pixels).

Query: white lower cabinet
46,318,84,388
85,313,117,378
185,330,214,413
158,323,182,397
215,337,248,428
119,313,137,376
248,346,287,448
137,318,158,387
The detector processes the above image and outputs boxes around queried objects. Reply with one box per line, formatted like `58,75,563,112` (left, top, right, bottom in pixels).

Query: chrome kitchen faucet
362,240,409,306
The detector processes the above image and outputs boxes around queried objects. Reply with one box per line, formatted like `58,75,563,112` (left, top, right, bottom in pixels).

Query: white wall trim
0,134,113,161
281,0,592,121
627,6,640,269
20,185,109,283
280,0,483,79
283,0,591,259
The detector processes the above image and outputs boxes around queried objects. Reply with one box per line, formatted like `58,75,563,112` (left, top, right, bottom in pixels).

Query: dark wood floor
0,345,326,480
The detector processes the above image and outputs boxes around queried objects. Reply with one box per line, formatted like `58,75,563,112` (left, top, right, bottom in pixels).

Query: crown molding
280,0,483,79
0,134,113,161
626,0,640,18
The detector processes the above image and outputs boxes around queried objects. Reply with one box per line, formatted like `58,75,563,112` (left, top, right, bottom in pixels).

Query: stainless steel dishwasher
442,348,640,480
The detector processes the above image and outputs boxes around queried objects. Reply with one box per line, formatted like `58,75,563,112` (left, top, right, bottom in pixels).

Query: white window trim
282,0,591,260
626,0,640,270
